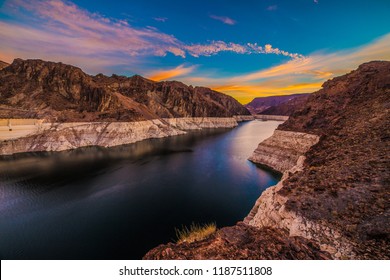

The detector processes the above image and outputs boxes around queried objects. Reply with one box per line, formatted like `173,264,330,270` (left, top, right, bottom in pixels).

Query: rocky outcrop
233,115,255,122
254,115,289,121
248,130,319,173
244,156,356,259
0,60,9,70
0,59,250,121
164,117,237,130
144,222,330,260
0,117,238,155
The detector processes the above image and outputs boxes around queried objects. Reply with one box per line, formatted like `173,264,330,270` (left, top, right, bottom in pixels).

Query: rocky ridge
144,61,390,260
259,94,310,116
0,60,9,70
0,59,249,121
245,94,309,115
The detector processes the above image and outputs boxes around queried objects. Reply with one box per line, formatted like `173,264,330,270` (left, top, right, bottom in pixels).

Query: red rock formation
0,59,250,121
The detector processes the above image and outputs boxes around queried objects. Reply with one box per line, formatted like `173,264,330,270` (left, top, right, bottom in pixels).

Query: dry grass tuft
175,222,216,244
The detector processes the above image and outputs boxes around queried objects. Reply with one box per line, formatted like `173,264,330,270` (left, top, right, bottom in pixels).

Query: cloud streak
266,5,278,11
0,0,301,73
209,15,236,25
154,17,168,22
148,65,196,81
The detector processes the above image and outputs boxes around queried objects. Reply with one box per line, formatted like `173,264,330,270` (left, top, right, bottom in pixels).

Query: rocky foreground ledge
144,61,390,260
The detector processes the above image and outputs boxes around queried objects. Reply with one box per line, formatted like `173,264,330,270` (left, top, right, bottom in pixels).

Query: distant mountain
0,60,9,70
259,94,310,116
245,94,310,115
0,59,250,121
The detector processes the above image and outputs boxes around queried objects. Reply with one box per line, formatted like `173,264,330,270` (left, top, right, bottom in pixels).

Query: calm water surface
0,120,282,259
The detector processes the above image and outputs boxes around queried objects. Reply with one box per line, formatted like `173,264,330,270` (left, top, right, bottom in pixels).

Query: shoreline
0,117,252,156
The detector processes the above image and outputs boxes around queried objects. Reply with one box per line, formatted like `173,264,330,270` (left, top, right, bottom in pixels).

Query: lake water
0,120,282,259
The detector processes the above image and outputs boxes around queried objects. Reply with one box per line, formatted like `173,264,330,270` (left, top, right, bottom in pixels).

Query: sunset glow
1,0,389,103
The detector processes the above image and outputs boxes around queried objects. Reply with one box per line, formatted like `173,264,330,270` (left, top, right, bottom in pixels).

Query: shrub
175,222,216,244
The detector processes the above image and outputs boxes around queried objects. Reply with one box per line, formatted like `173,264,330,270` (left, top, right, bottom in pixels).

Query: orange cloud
148,65,196,81
182,34,390,104
212,82,323,104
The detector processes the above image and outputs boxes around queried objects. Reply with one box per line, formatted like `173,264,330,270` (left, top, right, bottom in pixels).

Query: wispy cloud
184,42,304,59
148,64,196,81
0,0,302,74
209,15,236,25
266,5,278,11
154,17,167,22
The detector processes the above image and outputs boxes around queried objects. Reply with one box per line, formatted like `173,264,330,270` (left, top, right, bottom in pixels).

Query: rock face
247,61,390,259
144,61,390,260
0,117,238,155
144,222,330,260
0,60,9,70
0,59,250,121
249,130,319,173
245,94,309,115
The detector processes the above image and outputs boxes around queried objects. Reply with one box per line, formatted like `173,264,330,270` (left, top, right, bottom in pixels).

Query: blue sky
1,0,389,103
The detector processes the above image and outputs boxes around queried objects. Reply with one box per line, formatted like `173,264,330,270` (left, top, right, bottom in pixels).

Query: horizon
1,0,389,104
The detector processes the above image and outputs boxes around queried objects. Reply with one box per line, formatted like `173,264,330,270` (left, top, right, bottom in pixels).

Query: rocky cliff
144,61,390,260
248,61,390,259
248,130,319,173
0,59,250,121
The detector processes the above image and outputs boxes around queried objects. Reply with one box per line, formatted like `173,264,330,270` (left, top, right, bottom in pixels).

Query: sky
0,0,389,104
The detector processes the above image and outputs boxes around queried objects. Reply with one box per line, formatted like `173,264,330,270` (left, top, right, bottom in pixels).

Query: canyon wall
0,117,238,155
248,130,319,173
245,153,354,259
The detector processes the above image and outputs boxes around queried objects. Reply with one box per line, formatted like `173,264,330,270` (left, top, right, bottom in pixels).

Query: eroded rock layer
248,130,319,173
0,117,238,155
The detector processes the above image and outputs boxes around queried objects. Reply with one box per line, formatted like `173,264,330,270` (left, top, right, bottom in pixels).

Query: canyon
144,61,390,260
1,58,388,260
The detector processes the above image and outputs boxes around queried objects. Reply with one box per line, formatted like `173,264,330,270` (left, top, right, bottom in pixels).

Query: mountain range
245,93,310,115
0,59,250,121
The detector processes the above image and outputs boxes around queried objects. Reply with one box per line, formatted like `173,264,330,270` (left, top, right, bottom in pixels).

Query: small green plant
175,222,216,244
